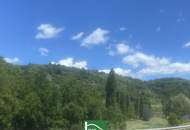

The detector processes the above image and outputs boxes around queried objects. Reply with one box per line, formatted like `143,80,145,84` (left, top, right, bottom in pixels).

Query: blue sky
1,0,190,79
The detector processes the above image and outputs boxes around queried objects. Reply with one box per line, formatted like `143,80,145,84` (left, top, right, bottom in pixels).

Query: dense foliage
1,57,190,129
0,58,153,130
148,78,190,125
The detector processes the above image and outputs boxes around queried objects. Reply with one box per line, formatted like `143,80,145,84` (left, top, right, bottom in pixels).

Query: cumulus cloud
82,28,109,47
183,42,190,48
53,57,87,69
107,42,133,56
106,43,190,78
116,43,132,55
122,52,170,68
71,32,84,40
4,57,20,64
121,51,190,77
35,24,63,39
138,62,190,76
105,40,190,78
114,68,132,76
39,48,49,56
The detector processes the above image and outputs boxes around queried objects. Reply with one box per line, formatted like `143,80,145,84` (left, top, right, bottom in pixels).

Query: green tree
105,69,117,108
139,93,152,121
168,113,182,125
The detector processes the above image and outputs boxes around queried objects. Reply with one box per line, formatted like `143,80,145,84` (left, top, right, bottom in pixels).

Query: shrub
168,113,182,126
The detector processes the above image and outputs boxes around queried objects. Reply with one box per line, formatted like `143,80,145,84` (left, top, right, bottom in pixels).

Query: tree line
0,58,153,130
1,57,190,129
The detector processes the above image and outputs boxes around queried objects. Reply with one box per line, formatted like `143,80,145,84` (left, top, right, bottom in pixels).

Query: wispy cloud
4,57,20,64
71,32,84,40
177,17,185,23
82,28,109,47
177,12,185,23
183,42,190,48
39,48,49,56
52,57,87,69
119,27,126,31
35,24,63,39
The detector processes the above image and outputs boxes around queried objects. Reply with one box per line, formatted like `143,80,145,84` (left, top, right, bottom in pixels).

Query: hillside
1,58,190,129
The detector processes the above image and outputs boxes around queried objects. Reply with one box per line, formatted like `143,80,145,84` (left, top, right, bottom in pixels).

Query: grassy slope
126,102,168,130
126,117,169,130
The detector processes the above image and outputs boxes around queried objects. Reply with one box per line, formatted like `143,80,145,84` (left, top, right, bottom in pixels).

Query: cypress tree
105,69,117,108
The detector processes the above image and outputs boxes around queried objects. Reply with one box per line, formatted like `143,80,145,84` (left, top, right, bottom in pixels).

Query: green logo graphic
85,120,107,130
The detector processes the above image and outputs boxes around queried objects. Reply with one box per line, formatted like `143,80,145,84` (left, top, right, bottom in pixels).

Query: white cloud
39,48,49,56
82,28,109,47
54,57,87,69
107,42,133,56
99,67,133,77
71,32,84,40
4,57,20,64
98,69,110,74
121,51,190,77
114,68,132,77
116,43,131,55
100,46,190,78
183,42,190,48
105,40,190,78
122,52,170,68
35,24,63,39
106,42,190,78
119,27,126,31
138,62,190,76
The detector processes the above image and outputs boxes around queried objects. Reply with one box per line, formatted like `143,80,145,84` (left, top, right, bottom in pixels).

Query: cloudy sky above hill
1,0,190,79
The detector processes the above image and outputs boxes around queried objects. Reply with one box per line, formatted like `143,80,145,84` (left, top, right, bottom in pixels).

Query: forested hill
1,58,190,130
147,78,190,98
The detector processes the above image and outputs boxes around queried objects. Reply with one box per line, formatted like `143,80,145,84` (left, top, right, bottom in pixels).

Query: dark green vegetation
148,79,190,125
0,57,190,130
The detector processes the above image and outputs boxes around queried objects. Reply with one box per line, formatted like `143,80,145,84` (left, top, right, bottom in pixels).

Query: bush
168,113,182,126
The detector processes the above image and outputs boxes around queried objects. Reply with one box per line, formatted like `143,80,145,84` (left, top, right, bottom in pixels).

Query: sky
1,0,190,79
